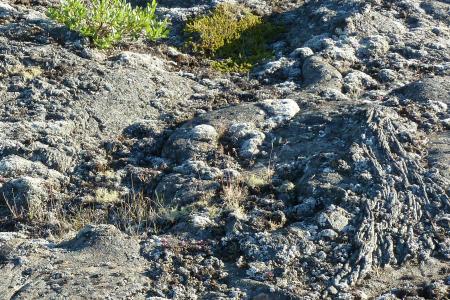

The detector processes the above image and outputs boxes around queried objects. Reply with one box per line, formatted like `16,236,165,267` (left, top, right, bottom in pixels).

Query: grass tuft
222,178,247,218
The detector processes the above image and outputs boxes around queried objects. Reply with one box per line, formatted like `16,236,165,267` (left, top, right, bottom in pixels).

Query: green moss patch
185,3,282,73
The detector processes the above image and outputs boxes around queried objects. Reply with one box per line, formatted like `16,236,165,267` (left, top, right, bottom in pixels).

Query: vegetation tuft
185,3,281,73
47,0,169,49
1,187,188,237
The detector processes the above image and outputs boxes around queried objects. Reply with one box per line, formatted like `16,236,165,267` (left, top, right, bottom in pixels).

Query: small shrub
111,191,190,235
245,166,274,190
94,188,120,203
185,3,281,73
246,174,269,189
47,0,169,49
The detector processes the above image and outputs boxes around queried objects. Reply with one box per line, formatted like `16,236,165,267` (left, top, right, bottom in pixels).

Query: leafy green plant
185,3,281,73
47,0,169,49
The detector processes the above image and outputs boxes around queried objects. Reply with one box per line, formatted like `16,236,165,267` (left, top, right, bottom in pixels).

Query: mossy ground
185,3,282,73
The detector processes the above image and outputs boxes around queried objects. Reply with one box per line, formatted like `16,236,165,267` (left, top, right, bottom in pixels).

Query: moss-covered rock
185,3,281,73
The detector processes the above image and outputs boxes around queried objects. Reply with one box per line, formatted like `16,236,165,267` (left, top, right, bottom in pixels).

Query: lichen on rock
0,0,449,299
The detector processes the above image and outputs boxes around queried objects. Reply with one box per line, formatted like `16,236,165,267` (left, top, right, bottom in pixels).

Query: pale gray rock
190,124,218,142
173,160,222,180
318,205,349,232
228,123,266,159
343,70,378,95
0,155,65,181
358,35,390,57
0,225,150,299
289,47,314,61
260,99,300,129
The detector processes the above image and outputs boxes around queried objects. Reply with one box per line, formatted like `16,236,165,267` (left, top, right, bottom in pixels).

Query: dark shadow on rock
393,76,450,104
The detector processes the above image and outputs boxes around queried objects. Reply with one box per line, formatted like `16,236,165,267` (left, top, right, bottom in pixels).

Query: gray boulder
395,76,450,105
161,124,219,164
302,56,343,92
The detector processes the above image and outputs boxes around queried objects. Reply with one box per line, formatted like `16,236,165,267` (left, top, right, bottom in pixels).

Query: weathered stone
260,99,300,128
155,173,219,205
289,47,314,61
173,160,222,180
228,123,266,159
318,205,349,232
395,76,450,104
0,155,65,181
161,126,219,163
302,56,343,92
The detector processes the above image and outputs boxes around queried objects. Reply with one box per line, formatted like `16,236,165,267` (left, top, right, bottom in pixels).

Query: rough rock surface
0,0,449,299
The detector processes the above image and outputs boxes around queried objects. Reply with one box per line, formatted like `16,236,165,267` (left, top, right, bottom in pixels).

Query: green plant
185,3,281,73
47,0,169,49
